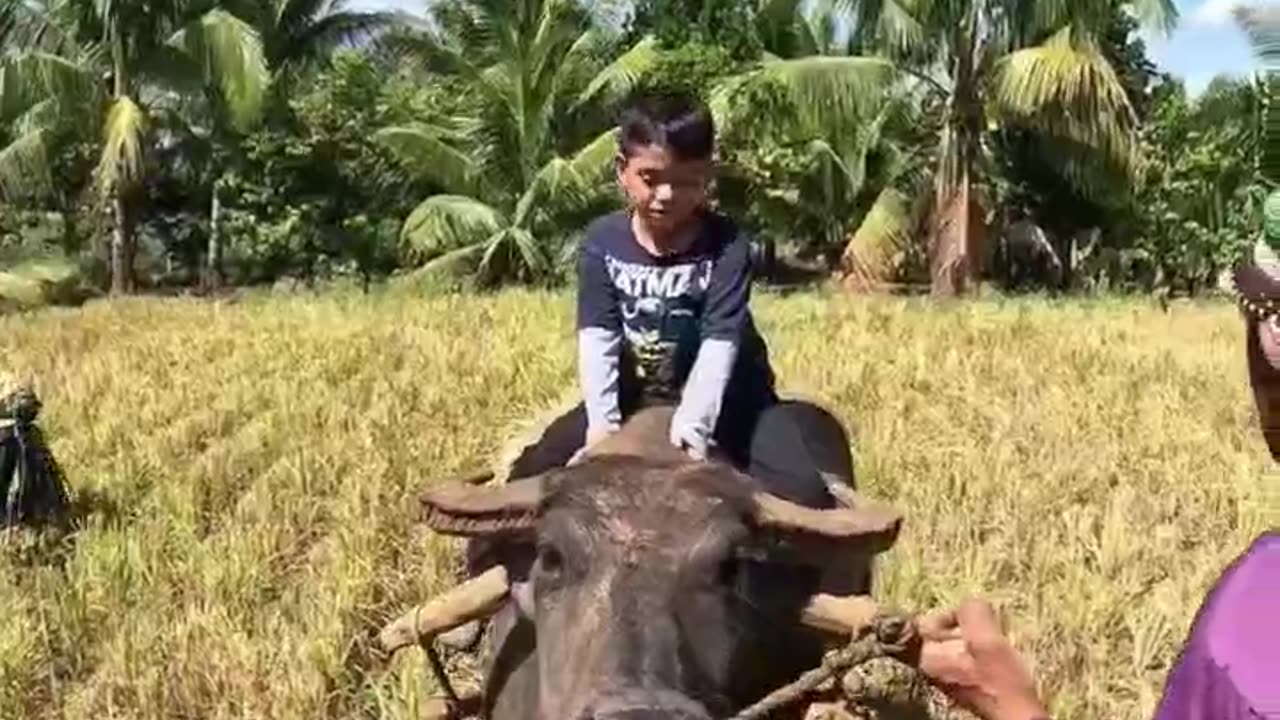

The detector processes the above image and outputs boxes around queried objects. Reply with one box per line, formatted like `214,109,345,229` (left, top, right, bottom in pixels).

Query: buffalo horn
419,475,545,536
750,491,902,553
378,566,511,655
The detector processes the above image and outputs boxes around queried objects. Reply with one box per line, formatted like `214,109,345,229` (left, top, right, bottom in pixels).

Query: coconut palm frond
400,194,507,262
991,26,1138,172
92,94,148,197
842,185,914,289
167,9,269,131
575,34,660,110
375,123,485,197
0,129,53,201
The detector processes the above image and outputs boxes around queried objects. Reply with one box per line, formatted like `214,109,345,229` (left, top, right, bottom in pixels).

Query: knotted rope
419,610,929,720
729,612,921,720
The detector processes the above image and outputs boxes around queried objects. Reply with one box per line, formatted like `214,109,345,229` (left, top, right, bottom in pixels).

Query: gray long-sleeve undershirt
578,326,623,435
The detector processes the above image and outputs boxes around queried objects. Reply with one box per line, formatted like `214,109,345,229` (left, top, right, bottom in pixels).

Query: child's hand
668,418,709,461
585,426,616,447
569,426,617,466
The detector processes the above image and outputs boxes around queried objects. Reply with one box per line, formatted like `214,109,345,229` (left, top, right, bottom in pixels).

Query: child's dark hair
618,93,715,161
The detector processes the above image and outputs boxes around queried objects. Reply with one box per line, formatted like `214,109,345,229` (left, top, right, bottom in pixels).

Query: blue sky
1144,0,1263,94
348,0,1265,96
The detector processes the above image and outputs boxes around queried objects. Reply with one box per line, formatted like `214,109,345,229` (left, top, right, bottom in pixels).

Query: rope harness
421,610,927,720
729,612,921,720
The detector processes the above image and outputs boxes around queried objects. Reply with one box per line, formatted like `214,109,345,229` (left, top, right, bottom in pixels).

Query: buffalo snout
579,688,713,720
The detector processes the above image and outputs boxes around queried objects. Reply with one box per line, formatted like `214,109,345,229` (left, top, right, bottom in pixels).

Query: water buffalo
382,402,904,720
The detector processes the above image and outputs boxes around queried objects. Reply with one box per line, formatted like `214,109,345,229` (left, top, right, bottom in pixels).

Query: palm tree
754,0,858,58
681,0,926,282
232,0,403,77
0,0,94,205
3,0,268,295
191,0,404,288
373,0,652,286
835,0,1179,296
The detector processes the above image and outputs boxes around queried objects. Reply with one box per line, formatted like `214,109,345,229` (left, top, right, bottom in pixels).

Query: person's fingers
919,637,975,686
916,606,961,641
954,598,1005,647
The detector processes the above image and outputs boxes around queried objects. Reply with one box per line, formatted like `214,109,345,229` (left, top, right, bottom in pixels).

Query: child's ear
613,152,628,178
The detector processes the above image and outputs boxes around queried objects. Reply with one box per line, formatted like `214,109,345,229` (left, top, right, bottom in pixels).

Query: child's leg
720,401,837,510
501,402,589,481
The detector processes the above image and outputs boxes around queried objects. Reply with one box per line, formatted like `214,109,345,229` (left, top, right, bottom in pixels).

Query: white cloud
1192,0,1244,27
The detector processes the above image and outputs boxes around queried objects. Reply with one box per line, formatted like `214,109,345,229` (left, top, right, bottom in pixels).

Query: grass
0,256,86,312
0,287,1275,720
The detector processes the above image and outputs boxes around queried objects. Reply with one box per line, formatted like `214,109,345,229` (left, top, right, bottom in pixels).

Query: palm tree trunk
929,167,971,297
108,30,136,296
204,181,223,290
928,23,985,298
109,191,135,295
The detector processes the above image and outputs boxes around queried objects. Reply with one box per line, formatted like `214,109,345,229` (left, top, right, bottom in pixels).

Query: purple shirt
1153,531,1280,720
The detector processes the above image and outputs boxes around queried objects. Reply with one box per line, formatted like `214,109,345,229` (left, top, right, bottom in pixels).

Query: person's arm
577,239,623,442
670,234,752,458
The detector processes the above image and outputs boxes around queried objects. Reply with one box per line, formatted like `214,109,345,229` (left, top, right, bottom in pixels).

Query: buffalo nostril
591,707,711,712
586,690,713,720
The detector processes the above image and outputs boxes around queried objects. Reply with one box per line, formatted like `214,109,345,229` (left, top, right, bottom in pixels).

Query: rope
420,612,923,720
728,613,920,720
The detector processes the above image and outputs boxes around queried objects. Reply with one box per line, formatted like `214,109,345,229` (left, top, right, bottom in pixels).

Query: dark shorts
504,399,837,510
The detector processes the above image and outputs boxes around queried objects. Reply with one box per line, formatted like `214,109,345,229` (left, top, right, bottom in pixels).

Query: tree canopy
0,0,1265,301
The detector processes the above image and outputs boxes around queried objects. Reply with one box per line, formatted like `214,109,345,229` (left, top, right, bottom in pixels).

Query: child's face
616,144,711,237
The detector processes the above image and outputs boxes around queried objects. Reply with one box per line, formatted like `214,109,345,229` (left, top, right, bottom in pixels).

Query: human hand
917,599,1049,720
668,417,708,461
568,426,617,465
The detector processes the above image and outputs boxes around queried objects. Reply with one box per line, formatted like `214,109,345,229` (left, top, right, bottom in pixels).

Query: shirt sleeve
671,230,754,453
699,230,753,341
576,235,623,435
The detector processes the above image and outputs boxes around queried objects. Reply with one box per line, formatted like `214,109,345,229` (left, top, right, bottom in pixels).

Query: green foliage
1124,77,1260,293
629,40,741,101
628,0,763,60
374,0,636,288
0,0,1264,298
216,50,434,285
1056,76,1261,295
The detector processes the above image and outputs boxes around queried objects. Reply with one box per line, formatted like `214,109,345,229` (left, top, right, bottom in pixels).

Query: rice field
0,286,1274,720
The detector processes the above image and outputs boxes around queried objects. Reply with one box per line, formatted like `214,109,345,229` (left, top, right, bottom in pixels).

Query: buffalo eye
716,555,740,590
536,542,564,582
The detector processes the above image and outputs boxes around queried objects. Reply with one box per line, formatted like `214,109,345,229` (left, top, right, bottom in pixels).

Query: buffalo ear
418,475,547,536
746,490,903,562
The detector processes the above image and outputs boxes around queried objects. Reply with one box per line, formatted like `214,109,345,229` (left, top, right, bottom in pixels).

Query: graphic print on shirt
605,255,714,397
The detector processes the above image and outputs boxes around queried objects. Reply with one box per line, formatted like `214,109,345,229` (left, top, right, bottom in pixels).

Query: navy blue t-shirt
576,209,776,421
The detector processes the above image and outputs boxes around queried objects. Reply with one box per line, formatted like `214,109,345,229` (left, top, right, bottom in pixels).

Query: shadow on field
0,486,126,570
63,485,125,529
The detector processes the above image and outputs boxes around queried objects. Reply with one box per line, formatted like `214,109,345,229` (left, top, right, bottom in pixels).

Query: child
507,92,833,510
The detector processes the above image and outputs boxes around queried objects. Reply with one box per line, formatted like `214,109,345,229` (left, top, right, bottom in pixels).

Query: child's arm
577,240,623,442
670,236,753,458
